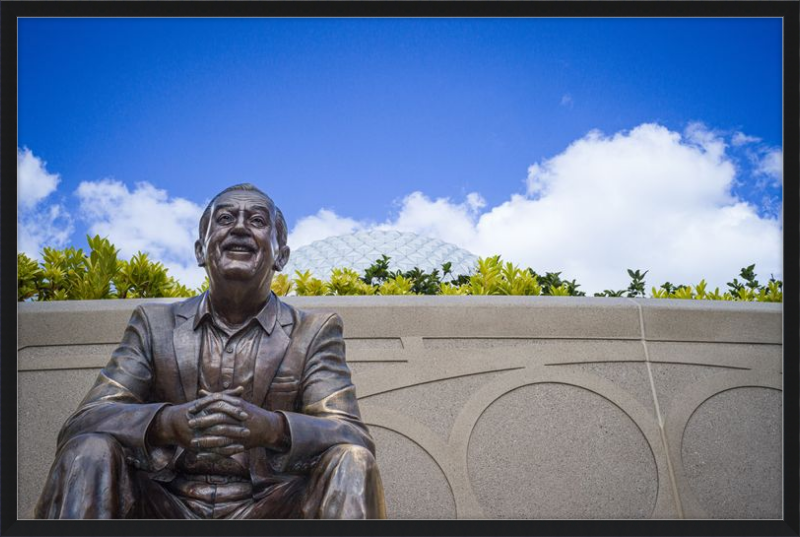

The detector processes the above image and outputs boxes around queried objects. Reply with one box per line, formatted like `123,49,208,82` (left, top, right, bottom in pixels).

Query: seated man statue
35,183,386,519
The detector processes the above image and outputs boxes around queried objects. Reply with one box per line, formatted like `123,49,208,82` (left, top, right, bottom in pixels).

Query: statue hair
198,183,288,251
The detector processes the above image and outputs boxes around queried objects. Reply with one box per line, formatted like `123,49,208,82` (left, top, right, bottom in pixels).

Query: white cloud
731,131,761,146
76,179,207,288
287,209,366,249
684,122,727,161
481,123,780,292
754,148,782,185
17,147,60,210
560,94,573,107
18,204,74,260
287,122,782,294
17,148,73,259
285,191,485,263
376,191,483,247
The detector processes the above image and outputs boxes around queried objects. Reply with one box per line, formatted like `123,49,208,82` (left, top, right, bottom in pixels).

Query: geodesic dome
282,230,478,281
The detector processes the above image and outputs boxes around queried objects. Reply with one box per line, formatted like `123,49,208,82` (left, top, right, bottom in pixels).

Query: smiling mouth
223,244,257,254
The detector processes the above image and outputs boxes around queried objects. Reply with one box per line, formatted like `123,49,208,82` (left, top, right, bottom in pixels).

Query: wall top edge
17,296,783,314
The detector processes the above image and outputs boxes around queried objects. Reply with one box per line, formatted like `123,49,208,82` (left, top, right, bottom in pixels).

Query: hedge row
18,236,782,302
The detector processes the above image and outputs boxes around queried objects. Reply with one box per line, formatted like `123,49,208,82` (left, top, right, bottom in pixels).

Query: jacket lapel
173,295,203,403
251,302,291,408
250,298,294,493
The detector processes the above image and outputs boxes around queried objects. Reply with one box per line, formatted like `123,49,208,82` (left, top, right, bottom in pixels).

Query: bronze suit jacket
56,292,373,498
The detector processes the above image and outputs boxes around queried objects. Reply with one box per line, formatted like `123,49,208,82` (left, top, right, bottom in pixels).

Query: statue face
196,190,279,285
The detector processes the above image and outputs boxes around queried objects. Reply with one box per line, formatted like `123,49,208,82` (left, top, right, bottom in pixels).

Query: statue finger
188,411,240,429
208,444,246,456
190,393,245,415
222,386,245,397
198,401,248,420
188,392,224,414
202,424,251,439
198,386,244,398
191,435,237,449
194,451,223,462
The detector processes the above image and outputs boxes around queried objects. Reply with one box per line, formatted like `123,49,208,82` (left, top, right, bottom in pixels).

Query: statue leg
34,433,137,519
299,444,387,519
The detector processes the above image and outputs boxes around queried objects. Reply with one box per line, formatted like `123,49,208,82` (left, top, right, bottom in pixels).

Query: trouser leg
35,433,137,519
299,444,387,519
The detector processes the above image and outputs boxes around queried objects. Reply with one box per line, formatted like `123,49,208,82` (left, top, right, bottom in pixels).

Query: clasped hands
150,386,288,457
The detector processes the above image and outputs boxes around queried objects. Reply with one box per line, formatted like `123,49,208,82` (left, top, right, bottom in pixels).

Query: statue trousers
35,433,386,519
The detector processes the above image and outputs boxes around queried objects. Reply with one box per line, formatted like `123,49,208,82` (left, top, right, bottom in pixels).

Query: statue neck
207,281,271,327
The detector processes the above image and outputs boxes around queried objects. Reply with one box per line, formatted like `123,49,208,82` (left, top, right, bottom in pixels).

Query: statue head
195,183,290,290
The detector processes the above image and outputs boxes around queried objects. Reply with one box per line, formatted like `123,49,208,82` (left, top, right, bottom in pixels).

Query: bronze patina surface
35,184,386,519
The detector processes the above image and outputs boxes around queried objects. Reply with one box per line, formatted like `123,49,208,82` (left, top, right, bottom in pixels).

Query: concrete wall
17,297,782,519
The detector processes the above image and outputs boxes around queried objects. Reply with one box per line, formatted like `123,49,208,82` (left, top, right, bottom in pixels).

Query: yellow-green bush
19,239,782,303
19,236,199,301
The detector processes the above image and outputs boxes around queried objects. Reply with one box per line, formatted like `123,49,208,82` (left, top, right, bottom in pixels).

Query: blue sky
17,18,783,292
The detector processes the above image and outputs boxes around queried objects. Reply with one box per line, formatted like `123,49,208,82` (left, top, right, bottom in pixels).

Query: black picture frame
2,2,797,536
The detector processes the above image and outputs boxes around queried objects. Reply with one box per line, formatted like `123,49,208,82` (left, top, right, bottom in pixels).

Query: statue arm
56,306,170,465
273,313,374,471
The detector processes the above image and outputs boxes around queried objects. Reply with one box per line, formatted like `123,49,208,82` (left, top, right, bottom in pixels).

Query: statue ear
195,240,206,267
274,245,290,272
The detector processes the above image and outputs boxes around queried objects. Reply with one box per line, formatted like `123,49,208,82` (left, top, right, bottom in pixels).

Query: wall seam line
629,298,685,519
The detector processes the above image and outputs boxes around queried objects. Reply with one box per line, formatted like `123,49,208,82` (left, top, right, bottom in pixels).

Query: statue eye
251,216,267,227
217,213,234,224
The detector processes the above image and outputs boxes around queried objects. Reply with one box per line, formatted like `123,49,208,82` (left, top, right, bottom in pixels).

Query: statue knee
323,444,377,472
306,444,385,519
37,434,135,519
58,433,125,463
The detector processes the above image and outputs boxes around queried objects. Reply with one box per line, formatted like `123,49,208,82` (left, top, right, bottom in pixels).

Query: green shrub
34,236,119,300
378,274,414,295
329,268,376,296
18,239,782,303
294,270,329,296
115,251,182,298
21,235,193,300
529,269,585,296
17,253,43,301
271,273,293,296
439,282,469,295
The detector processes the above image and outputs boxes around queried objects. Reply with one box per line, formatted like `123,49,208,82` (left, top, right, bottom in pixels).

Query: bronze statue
35,184,386,519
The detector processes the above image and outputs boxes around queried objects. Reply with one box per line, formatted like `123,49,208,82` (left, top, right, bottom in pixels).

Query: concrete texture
361,371,508,442
647,341,782,372
345,338,403,350
424,338,645,364
370,426,457,519
18,299,184,348
549,362,656,418
18,344,118,370
632,298,781,344
681,387,781,519
18,368,103,518
16,297,782,519
19,296,646,345
348,362,407,377
468,383,657,518
650,363,728,422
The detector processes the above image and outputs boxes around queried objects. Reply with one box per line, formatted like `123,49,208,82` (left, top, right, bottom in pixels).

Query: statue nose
231,214,251,235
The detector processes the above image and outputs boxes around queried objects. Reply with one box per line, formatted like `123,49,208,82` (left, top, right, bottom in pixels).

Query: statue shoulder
276,298,343,338
134,295,201,328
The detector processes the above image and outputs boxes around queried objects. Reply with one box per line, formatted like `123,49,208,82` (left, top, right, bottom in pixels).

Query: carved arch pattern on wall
357,363,678,518
661,371,782,519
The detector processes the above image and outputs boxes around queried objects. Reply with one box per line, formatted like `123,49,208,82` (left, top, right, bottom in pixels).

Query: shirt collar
193,290,277,334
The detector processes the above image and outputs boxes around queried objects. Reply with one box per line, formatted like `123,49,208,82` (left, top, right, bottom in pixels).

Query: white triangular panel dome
283,230,478,282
